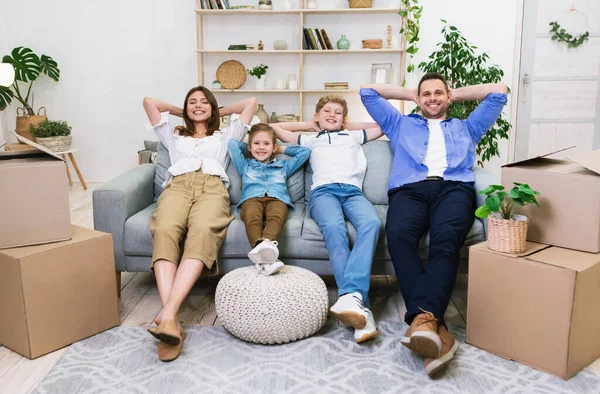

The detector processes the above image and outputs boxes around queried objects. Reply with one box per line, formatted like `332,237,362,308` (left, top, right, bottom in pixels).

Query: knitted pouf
215,265,329,344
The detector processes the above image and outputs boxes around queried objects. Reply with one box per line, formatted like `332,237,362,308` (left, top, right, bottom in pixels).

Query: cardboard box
0,226,120,359
502,149,600,253
467,242,600,379
0,132,71,249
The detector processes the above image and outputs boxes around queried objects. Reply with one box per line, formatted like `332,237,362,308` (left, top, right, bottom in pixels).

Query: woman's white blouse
148,112,248,189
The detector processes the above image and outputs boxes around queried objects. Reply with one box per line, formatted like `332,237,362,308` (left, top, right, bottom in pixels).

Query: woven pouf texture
215,266,329,344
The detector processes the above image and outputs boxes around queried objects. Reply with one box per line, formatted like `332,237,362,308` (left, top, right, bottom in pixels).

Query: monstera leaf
2,47,41,83
0,85,14,110
40,55,60,81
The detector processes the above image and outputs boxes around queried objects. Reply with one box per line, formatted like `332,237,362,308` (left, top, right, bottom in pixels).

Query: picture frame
370,63,392,84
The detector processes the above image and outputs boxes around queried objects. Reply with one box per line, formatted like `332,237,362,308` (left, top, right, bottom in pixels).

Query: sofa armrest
93,164,156,271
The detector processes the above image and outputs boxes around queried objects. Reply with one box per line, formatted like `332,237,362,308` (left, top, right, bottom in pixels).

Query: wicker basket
487,214,529,254
216,60,247,89
35,135,72,152
276,114,300,122
349,0,372,8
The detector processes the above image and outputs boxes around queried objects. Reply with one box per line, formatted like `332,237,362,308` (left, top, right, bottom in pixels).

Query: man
360,72,508,376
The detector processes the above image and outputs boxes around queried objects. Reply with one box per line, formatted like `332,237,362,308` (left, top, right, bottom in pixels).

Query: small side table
56,149,87,190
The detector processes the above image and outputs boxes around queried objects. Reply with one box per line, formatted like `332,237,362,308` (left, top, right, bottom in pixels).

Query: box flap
469,241,550,257
525,247,600,272
566,150,600,176
502,146,575,168
0,131,64,161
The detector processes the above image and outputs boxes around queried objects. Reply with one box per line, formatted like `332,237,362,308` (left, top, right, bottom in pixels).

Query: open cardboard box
0,132,71,249
467,242,600,379
502,148,600,253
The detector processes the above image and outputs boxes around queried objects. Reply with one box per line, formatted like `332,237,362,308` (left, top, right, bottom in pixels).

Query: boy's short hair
417,72,450,95
315,95,348,119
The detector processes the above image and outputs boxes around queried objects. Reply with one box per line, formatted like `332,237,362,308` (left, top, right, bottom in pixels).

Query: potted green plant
0,47,60,141
418,21,511,166
247,64,268,90
29,119,71,152
475,183,541,253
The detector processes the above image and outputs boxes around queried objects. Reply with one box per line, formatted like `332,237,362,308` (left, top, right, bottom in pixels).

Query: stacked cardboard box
467,149,600,379
0,134,119,359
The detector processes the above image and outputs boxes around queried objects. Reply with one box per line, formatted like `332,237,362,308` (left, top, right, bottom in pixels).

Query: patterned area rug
33,321,600,394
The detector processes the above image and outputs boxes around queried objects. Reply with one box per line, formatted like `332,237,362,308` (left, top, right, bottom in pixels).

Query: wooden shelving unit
195,1,407,120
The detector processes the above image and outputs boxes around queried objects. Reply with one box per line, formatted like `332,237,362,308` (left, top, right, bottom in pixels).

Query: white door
514,0,600,161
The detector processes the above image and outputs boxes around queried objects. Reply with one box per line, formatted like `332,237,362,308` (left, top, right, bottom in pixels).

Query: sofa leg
116,271,122,298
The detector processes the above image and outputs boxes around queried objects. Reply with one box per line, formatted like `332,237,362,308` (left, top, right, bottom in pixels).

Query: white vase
307,0,317,9
255,76,266,90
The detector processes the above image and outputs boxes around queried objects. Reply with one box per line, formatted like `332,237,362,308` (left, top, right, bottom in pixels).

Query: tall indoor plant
0,47,60,140
418,21,511,165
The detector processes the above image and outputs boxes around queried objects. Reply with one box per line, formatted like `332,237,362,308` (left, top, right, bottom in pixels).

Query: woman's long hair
175,86,220,137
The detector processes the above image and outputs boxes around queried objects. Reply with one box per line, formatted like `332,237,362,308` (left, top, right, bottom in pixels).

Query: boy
272,95,383,343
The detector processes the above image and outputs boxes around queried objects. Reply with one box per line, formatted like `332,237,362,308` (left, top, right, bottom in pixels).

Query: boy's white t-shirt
422,119,448,178
298,129,367,191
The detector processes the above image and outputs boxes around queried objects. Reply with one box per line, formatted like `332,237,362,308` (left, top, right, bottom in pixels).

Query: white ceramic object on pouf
215,266,329,344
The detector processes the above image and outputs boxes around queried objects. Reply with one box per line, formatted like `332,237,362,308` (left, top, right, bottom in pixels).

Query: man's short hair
418,72,450,95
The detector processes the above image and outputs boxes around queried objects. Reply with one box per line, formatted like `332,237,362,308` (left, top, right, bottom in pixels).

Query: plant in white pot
29,120,71,152
247,64,268,90
0,47,60,141
475,182,541,254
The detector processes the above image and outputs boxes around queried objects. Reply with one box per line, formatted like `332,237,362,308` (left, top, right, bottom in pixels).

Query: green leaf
407,64,414,72
40,55,60,81
485,195,500,212
398,10,408,16
479,184,504,194
406,46,418,54
497,191,507,203
551,35,558,40
0,85,14,109
475,205,491,219
3,47,41,83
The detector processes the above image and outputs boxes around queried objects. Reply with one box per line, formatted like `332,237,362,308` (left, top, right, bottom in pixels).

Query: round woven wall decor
216,60,247,89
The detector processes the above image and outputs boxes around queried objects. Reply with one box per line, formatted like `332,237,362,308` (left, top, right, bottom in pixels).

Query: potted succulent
29,119,72,152
247,64,268,90
475,183,541,254
0,47,60,141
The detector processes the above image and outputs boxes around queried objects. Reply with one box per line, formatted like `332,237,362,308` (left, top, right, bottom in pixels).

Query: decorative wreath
549,6,589,48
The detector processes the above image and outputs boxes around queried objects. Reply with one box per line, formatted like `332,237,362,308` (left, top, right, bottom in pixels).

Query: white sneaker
258,260,284,276
329,292,368,329
354,309,378,343
248,239,279,265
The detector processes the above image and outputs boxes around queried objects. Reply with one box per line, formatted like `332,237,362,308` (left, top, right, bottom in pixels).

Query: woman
143,87,257,361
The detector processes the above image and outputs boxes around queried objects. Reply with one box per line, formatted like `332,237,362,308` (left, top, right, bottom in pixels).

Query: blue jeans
309,183,381,306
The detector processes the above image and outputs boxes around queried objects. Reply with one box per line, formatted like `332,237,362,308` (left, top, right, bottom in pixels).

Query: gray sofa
93,140,486,276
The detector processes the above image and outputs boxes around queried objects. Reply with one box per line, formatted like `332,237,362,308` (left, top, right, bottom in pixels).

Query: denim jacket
227,139,311,210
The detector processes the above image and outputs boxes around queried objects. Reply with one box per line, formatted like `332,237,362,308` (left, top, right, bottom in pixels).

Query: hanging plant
398,0,422,86
549,21,589,48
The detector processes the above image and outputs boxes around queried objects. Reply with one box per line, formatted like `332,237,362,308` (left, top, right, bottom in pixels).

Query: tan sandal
147,319,181,346
157,328,187,362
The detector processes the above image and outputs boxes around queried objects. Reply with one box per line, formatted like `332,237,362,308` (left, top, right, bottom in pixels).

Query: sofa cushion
302,203,485,251
123,202,308,259
153,143,170,201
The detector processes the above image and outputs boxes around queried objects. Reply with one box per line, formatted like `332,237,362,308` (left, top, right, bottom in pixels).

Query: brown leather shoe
400,310,442,358
147,319,182,346
424,325,458,377
158,328,187,362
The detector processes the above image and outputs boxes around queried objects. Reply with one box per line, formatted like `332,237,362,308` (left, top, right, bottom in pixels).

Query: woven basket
487,214,529,254
276,114,300,122
349,0,372,8
35,135,72,152
216,60,247,89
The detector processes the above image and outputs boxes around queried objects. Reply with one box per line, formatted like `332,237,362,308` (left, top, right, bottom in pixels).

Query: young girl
227,123,310,275
271,95,383,343
143,87,257,361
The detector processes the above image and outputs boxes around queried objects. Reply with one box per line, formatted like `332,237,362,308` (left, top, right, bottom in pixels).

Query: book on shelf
227,44,255,50
315,28,326,50
324,86,350,90
209,0,218,9
222,0,230,8
302,30,309,50
321,29,334,50
306,28,319,51
303,28,314,50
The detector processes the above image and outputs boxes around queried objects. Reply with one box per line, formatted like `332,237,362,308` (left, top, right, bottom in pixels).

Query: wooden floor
1,182,598,393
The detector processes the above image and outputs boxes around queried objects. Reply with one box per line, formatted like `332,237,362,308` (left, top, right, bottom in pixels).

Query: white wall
1,0,520,183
